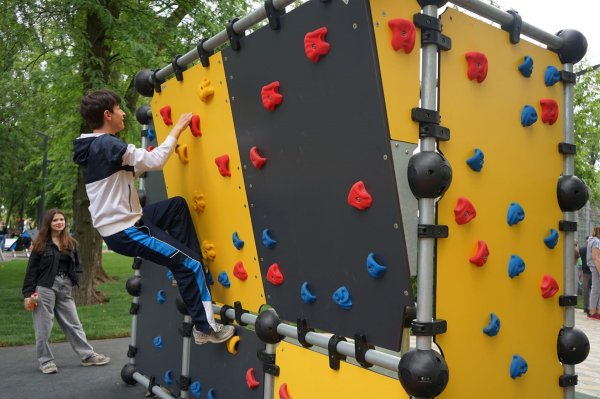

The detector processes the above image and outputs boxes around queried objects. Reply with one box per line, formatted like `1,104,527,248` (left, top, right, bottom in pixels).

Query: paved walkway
576,309,600,398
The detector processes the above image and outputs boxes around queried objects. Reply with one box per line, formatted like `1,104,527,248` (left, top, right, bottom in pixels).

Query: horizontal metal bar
133,372,175,399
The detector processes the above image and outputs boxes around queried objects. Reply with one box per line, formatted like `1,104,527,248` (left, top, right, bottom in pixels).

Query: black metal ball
554,29,588,64
135,104,152,125
407,151,453,199
125,276,142,297
121,363,137,385
255,310,283,344
398,349,449,397
134,69,155,97
557,327,590,365
557,175,589,211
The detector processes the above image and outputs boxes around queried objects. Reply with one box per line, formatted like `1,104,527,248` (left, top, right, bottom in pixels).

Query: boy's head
79,89,123,131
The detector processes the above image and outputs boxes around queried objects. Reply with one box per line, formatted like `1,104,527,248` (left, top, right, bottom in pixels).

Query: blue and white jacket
73,133,176,237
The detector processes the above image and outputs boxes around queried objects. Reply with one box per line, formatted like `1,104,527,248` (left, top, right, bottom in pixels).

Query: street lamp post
35,130,49,228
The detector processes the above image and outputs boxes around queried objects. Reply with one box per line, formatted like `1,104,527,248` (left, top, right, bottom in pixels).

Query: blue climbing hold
507,202,525,226
153,336,163,349
206,270,214,286
518,56,533,77
301,281,317,304
190,381,202,398
147,127,156,142
544,66,560,86
166,270,174,283
232,232,244,250
332,286,352,310
483,313,501,336
218,271,231,288
466,148,484,172
262,229,277,249
208,388,216,399
366,253,387,279
156,290,166,304
510,355,528,379
508,255,526,278
544,228,559,249
521,105,538,127
164,370,173,385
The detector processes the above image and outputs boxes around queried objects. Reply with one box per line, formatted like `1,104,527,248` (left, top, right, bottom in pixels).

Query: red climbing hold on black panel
215,154,231,177
267,263,284,286
454,197,477,225
465,52,488,83
388,18,416,54
304,27,330,63
246,368,260,389
250,146,267,169
347,181,372,210
233,261,248,281
160,105,173,126
190,114,202,137
540,98,559,125
261,81,283,111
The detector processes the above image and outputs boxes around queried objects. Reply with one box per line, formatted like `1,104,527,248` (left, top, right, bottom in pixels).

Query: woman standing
586,226,600,320
22,209,110,374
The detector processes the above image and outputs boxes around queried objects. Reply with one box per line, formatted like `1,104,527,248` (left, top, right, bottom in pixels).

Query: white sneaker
81,352,111,366
40,361,58,374
193,324,235,344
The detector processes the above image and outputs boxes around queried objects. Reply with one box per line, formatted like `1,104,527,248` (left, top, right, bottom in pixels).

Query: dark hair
79,89,122,130
33,209,78,254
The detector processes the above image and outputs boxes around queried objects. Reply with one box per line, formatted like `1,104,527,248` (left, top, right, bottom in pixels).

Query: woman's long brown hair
32,209,78,254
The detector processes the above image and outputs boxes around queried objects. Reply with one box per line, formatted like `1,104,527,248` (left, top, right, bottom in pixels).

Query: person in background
579,237,592,315
22,209,110,374
586,227,600,320
574,239,580,294
0,220,7,261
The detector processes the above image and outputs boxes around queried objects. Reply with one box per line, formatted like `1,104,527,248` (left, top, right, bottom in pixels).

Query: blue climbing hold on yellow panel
544,228,559,249
521,105,538,127
518,56,533,77
232,231,244,249
508,255,525,278
466,148,484,172
510,355,528,379
507,202,525,226
218,271,231,288
544,66,560,86
483,313,500,336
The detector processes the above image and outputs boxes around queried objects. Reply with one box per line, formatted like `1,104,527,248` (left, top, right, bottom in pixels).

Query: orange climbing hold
469,240,489,267
540,98,559,125
388,18,416,54
465,52,488,83
246,368,260,389
175,144,189,164
541,274,559,298
261,81,283,111
215,154,231,177
233,261,248,281
304,27,330,62
159,105,173,126
190,115,202,137
347,181,372,210
279,383,292,399
197,78,214,103
454,197,477,225
250,146,267,169
267,263,284,286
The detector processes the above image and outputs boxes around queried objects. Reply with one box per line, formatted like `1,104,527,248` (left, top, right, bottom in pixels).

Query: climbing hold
156,290,166,304
544,228,559,249
510,355,528,379
466,148,484,172
190,114,202,137
518,56,533,77
166,270,174,284
557,175,589,212
159,105,173,126
388,18,416,54
218,271,231,288
507,202,525,226
190,381,202,398
233,261,248,281
544,66,561,86
279,383,292,399
469,240,489,267
153,336,163,349
300,281,317,304
262,229,277,249
147,127,156,142
214,154,231,177
465,52,488,83
304,27,330,62
227,335,240,355
201,240,217,262
332,286,352,310
483,313,500,336
164,370,173,385
540,98,559,125
541,274,559,298
366,253,387,279
175,144,189,164
192,192,206,213
520,105,538,127
246,368,260,389
454,197,477,225
508,255,526,278
267,263,284,286
207,388,216,399
232,232,245,249
147,145,154,152
206,270,214,286
250,146,267,169
347,181,373,210
197,78,215,102
261,81,283,111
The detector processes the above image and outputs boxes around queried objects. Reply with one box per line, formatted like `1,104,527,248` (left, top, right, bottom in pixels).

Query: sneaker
40,362,58,374
591,314,600,320
81,352,111,366
193,323,235,344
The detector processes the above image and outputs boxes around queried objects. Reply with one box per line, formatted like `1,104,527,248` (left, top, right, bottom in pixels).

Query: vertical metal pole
263,343,276,399
139,126,148,193
129,268,141,366
180,315,192,399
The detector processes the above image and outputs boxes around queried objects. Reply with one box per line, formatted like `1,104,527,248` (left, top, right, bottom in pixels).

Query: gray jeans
582,272,592,311
33,275,94,365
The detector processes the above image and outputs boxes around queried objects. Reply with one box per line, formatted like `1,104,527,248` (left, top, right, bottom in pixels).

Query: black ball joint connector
398,349,450,398
408,151,453,199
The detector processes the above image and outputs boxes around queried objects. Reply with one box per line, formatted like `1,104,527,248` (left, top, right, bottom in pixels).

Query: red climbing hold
388,18,416,54
159,105,173,126
267,263,284,286
245,368,260,389
190,114,202,137
279,383,291,399
465,52,488,83
454,197,477,225
347,181,372,211
250,146,267,169
147,146,154,152
540,99,559,125
469,240,489,267
541,274,559,298
233,261,248,281
304,27,330,62
261,81,283,111
215,154,231,177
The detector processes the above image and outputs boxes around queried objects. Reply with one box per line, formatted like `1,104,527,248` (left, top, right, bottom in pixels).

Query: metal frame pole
180,315,192,399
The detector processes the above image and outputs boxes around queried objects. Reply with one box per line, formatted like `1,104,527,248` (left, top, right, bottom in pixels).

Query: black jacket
22,240,82,297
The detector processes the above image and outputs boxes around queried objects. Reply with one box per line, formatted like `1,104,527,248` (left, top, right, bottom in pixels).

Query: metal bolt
382,10,387,17
231,96,235,101
404,290,409,296
395,143,399,147
249,184,253,189
352,23,358,29
223,57,227,61
394,223,399,229
230,75,234,80
375,21,380,27
383,154,388,160
250,203,254,208
405,150,410,155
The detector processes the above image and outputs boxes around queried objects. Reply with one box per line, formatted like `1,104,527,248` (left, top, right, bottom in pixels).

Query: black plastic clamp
413,13,451,51
171,55,187,81
220,304,233,325
560,70,577,84
196,38,213,68
264,0,285,30
403,305,417,328
559,221,577,232
413,13,442,32
411,107,441,124
132,257,143,270
178,375,191,391
501,10,522,44
327,335,347,370
226,18,245,51
418,224,449,239
179,321,193,338
354,334,374,369
559,295,578,307
257,350,280,376
127,344,137,358
151,69,163,93
129,302,140,315
234,301,248,326
297,318,314,348
559,374,578,387
558,143,577,155
419,123,450,141
147,376,157,395
412,319,448,336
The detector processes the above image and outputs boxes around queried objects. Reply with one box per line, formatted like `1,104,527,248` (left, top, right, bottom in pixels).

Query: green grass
0,252,134,347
